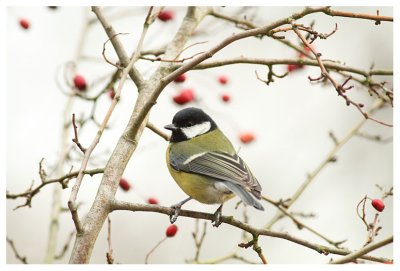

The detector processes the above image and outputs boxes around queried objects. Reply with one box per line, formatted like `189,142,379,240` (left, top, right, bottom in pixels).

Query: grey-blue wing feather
222,182,264,210
170,150,262,200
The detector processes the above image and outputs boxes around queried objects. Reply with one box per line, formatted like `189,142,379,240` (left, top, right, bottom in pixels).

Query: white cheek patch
181,121,211,139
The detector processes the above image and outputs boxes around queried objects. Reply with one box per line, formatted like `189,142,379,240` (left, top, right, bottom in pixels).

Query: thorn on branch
375,10,381,25
328,130,339,145
72,113,87,153
38,158,47,183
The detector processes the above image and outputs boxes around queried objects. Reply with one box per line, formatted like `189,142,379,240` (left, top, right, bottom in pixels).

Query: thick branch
111,200,392,263
68,7,210,264
67,7,154,234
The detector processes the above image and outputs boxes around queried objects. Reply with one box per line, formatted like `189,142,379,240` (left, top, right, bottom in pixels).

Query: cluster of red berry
171,74,231,105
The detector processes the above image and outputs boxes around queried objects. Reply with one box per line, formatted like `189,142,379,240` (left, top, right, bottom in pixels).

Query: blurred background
6,6,393,264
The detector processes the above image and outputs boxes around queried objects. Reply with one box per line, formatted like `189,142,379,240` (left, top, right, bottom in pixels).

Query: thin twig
106,216,114,264
238,235,268,264
262,196,346,248
292,25,392,127
140,51,204,63
6,168,104,208
192,220,207,262
145,237,166,264
72,113,87,153
54,231,75,260
6,237,28,264
192,57,392,78
356,195,369,230
102,32,129,69
146,122,170,141
322,8,392,23
330,236,393,264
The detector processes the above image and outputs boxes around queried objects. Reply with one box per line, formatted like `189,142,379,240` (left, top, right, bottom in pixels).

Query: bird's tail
223,182,264,211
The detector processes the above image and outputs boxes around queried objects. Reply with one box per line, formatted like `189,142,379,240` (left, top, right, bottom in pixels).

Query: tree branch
111,200,392,263
6,168,104,208
264,99,387,229
67,6,154,234
146,122,170,141
68,7,210,263
191,56,392,77
330,236,393,264
91,7,144,87
6,237,28,264
262,196,346,248
322,8,393,22
291,25,392,127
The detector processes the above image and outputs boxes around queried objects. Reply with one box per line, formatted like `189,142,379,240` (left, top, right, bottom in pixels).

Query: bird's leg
170,197,192,224
212,204,224,227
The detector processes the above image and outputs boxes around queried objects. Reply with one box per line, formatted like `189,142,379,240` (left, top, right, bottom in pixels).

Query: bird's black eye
187,122,193,126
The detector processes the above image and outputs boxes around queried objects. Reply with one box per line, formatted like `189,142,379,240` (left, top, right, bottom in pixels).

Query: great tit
164,107,264,227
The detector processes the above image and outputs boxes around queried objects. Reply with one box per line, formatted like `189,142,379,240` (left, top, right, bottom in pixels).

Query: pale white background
5,5,393,265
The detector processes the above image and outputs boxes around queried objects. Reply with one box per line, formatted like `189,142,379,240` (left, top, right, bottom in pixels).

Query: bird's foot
169,197,192,224
212,204,223,227
170,203,182,224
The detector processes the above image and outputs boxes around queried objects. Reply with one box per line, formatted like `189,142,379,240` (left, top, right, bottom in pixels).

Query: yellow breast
166,144,235,204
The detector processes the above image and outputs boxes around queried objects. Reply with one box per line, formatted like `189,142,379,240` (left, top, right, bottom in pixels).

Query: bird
164,107,263,227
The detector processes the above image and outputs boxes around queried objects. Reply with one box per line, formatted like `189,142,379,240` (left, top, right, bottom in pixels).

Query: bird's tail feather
223,182,264,211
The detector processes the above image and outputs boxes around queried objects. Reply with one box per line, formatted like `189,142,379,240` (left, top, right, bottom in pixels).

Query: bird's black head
164,107,218,142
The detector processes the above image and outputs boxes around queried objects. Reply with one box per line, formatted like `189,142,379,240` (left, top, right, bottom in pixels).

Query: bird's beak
164,124,178,131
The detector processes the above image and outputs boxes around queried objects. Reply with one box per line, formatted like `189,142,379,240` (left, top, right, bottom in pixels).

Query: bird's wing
170,151,262,199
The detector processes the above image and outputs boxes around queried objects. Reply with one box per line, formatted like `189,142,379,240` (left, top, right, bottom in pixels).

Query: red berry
108,88,115,99
218,75,228,85
221,94,231,102
240,132,255,144
287,64,304,72
298,45,313,58
158,10,174,22
174,73,186,83
371,199,385,212
147,197,159,205
119,178,131,191
19,19,30,30
173,89,195,105
73,75,87,91
166,224,178,237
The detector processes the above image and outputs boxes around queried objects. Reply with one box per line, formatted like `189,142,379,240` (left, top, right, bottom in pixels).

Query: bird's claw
212,208,222,227
169,205,181,224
